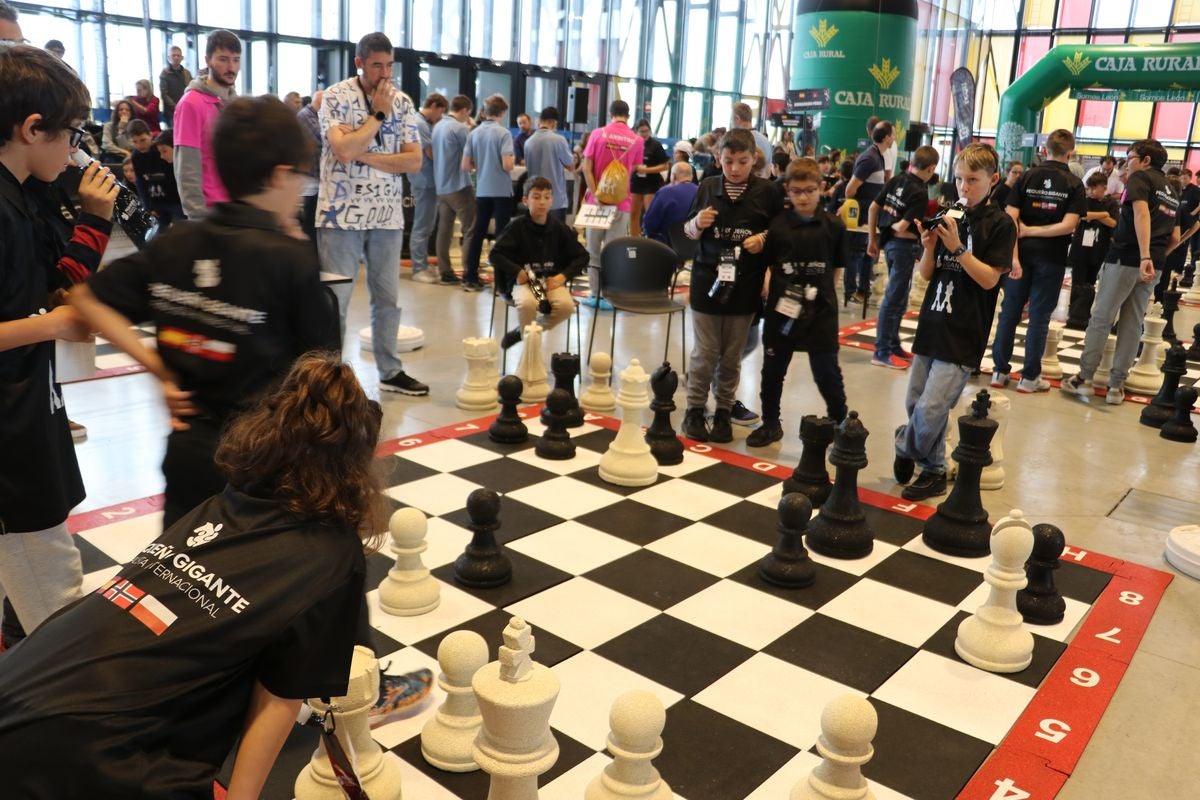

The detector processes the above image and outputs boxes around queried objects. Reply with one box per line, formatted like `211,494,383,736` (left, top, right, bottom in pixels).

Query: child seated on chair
490,176,589,349
747,159,848,447
680,128,784,443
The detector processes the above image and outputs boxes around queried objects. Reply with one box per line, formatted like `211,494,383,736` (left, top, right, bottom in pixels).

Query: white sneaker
989,371,1010,388
412,270,438,284
1016,376,1051,393
1105,384,1125,405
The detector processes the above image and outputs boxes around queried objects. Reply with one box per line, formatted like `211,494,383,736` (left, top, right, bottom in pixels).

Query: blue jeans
409,185,437,273
466,195,514,285
844,232,872,297
873,238,921,359
991,255,1065,380
317,227,405,381
896,355,972,474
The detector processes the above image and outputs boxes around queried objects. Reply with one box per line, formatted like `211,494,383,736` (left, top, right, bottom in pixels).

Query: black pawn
806,411,874,559
1065,277,1095,331
1160,386,1199,443
489,375,528,444
645,362,683,466
782,415,836,507
542,352,584,428
923,391,998,557
1187,323,1200,362
1161,279,1182,343
1140,342,1188,428
535,388,577,459
454,489,511,588
758,493,816,588
1018,523,1066,625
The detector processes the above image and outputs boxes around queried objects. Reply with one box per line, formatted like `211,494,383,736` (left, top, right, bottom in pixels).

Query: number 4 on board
990,778,1032,800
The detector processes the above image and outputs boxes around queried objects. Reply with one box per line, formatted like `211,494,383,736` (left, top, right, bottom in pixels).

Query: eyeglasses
787,186,821,196
67,126,86,149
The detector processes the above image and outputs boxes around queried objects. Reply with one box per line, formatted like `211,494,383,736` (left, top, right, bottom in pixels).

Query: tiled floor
56,233,1200,799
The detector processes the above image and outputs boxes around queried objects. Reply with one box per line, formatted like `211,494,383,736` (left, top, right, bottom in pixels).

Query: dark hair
1101,155,1115,166
450,94,472,113
898,159,910,173
912,145,939,171
517,113,530,121
127,119,151,138
423,92,448,110
1129,138,1168,170
1007,160,1024,172
154,129,173,148
816,155,830,165
526,175,553,196
1046,128,1074,158
609,100,629,118
0,1,17,22
45,39,65,52
206,29,241,58
772,150,791,172
871,121,893,144
866,115,880,131
484,94,508,118
785,158,821,185
539,105,559,123
718,128,755,155
109,99,134,139
0,45,91,146
356,32,392,61
635,118,651,131
215,352,384,543
214,95,313,198
839,159,854,179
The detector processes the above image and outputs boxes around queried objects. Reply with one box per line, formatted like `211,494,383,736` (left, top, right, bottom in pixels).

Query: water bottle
69,150,160,245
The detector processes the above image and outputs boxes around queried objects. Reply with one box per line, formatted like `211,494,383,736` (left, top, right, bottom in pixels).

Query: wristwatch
952,244,968,257
372,110,386,122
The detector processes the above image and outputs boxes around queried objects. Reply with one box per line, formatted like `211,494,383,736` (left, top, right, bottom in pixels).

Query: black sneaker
380,371,429,396
681,407,709,441
462,281,485,292
439,273,462,285
901,470,947,501
730,400,760,427
746,421,783,447
500,327,522,349
709,408,733,443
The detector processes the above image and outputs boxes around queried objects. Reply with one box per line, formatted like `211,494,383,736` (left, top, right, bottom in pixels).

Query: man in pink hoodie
172,30,239,220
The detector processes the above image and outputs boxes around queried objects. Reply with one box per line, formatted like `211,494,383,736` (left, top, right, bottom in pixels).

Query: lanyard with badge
777,219,829,336
709,245,740,304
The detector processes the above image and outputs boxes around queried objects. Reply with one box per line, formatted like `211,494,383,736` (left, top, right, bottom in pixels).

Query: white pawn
791,694,877,800
907,270,927,313
1040,323,1064,380
379,507,440,616
955,510,1035,673
585,691,672,800
473,617,560,800
514,321,549,403
599,359,658,487
295,646,405,799
1092,334,1117,388
980,392,1009,491
421,630,488,772
581,351,617,412
457,337,501,412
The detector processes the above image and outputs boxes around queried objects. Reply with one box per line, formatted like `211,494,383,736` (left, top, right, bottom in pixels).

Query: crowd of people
1,3,1197,793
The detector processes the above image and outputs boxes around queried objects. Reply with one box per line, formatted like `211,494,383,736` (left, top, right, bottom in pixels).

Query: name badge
717,263,737,282
1082,228,1097,248
776,295,802,318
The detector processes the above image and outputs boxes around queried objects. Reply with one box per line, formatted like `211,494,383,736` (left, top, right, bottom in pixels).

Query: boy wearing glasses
0,45,118,643
747,159,848,447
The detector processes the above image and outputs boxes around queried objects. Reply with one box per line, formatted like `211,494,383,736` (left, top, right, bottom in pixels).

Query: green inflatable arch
997,42,1200,166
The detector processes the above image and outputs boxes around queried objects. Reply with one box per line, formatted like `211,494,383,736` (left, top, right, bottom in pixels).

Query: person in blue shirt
643,161,698,244
410,93,447,284
521,106,575,223
462,94,515,293
431,94,474,286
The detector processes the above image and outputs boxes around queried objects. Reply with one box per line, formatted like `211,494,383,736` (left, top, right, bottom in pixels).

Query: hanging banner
950,67,976,153
1070,87,1200,102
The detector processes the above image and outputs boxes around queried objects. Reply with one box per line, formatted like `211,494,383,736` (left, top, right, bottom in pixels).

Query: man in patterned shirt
317,32,427,396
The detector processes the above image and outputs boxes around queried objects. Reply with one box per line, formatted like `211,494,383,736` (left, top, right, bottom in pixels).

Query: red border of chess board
71,408,1172,800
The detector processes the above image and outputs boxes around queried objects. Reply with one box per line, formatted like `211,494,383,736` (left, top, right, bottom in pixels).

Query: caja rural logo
809,19,839,48
1063,52,1092,77
870,58,901,90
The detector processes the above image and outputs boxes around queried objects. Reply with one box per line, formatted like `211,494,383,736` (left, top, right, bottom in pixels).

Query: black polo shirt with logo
913,201,1016,368
1108,168,1181,270
872,172,928,245
1006,160,1086,264
763,209,847,353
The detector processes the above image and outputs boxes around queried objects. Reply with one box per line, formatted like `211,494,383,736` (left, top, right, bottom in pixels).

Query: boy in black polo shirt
72,96,339,528
894,144,1015,501
681,129,783,442
868,145,940,369
128,119,183,229
1065,171,1118,329
1062,138,1180,405
747,159,847,447
990,129,1085,393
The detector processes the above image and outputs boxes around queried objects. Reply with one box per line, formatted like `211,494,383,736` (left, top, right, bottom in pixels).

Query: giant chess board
67,409,1172,800
839,315,1200,406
